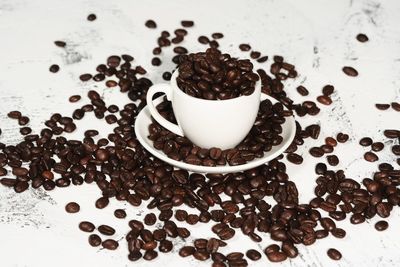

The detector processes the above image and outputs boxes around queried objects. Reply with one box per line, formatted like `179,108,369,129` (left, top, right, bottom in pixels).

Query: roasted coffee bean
80,73,92,81
65,202,80,213
88,234,102,247
181,20,194,27
159,240,173,253
239,44,251,51
350,213,365,224
364,152,378,162
102,239,119,250
198,36,209,44
69,95,81,103
327,155,339,166
98,225,115,236
342,66,358,77
391,102,400,111
145,20,157,28
151,57,161,66
179,246,195,257
317,95,332,105
322,85,334,96
375,103,390,110
79,221,95,232
144,213,157,225
356,33,369,42
266,251,287,262
7,111,22,119
95,196,109,209
327,248,342,260
162,72,172,81
49,64,60,73
211,32,224,39
286,153,303,164
331,228,346,238
336,133,349,143
375,220,388,231
54,40,66,47
296,85,309,96
193,250,210,261
114,209,126,219
18,116,29,125
359,137,373,146
246,249,261,261
309,147,324,158
87,14,96,21
257,56,268,63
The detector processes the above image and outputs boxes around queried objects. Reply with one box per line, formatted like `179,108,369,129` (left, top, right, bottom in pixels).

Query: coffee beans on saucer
176,48,259,100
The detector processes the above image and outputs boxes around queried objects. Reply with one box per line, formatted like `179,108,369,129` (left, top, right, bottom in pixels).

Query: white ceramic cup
146,70,261,150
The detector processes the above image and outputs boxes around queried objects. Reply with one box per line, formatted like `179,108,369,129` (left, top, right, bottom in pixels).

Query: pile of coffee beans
176,48,259,100
0,18,399,267
148,97,288,166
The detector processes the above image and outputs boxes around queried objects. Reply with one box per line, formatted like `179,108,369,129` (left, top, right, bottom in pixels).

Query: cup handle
146,83,184,136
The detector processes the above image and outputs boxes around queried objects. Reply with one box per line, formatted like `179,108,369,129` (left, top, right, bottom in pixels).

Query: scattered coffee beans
327,248,342,260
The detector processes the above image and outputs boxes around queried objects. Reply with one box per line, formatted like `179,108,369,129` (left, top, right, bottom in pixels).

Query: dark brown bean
375,220,388,231
49,64,60,73
375,104,390,110
356,33,369,42
327,248,342,260
79,221,95,232
145,20,157,28
364,152,378,162
239,44,251,51
95,196,109,209
65,202,80,213
87,14,96,21
102,239,119,250
296,85,309,96
114,209,126,219
98,225,115,236
342,66,358,77
88,234,102,247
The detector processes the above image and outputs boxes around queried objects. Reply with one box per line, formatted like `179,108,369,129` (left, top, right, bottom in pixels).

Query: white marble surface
0,0,399,266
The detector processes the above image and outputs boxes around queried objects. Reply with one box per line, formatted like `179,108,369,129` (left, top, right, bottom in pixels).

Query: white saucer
134,94,296,173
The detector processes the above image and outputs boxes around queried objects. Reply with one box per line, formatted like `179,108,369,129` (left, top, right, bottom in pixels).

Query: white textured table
0,0,399,266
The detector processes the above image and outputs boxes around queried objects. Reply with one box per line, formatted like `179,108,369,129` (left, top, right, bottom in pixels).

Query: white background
0,0,399,266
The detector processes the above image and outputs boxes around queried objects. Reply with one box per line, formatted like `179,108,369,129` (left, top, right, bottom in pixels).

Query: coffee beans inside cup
177,48,259,100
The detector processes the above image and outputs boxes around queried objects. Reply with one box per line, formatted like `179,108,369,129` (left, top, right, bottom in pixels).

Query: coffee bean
88,234,101,247
49,64,60,73
87,14,96,21
384,129,400,138
79,73,92,81
95,196,109,209
257,56,268,63
296,85,309,96
193,250,210,261
286,153,303,164
336,133,349,143
114,209,126,219
350,213,365,224
98,225,115,236
342,66,358,77
239,44,251,51
144,213,157,225
359,137,373,146
102,239,119,250
246,249,261,261
145,20,157,28
375,220,388,231
162,72,172,81
322,85,334,96
79,221,95,232
364,152,378,162
198,36,209,44
179,246,195,257
375,104,390,110
65,202,80,213
69,95,81,103
356,33,369,42
309,147,324,158
151,57,161,66
391,102,400,111
181,20,194,27
317,95,332,105
327,248,342,260
266,251,287,262
7,111,21,119
327,155,339,166
159,240,173,253
331,228,346,238
54,41,66,47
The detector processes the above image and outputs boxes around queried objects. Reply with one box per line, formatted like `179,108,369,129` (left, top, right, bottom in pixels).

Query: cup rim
171,69,261,103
